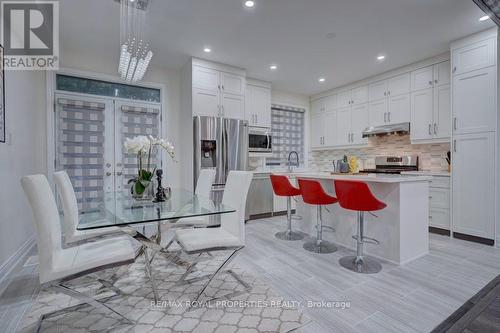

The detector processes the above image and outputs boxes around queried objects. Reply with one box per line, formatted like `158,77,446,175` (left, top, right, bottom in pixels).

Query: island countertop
274,171,433,183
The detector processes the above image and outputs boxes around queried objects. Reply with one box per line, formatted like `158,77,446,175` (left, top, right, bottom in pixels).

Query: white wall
0,70,46,269
59,49,185,189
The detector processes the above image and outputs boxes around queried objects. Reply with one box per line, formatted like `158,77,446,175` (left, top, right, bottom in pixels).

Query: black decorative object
153,169,166,202
0,44,5,143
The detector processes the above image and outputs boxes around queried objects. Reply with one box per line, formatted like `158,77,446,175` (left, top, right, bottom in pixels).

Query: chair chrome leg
189,249,243,307
303,206,337,254
275,197,305,241
339,211,382,274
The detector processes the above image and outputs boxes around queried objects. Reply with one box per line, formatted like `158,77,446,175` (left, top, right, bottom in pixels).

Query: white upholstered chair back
195,169,216,198
220,171,253,244
21,175,63,284
53,171,79,240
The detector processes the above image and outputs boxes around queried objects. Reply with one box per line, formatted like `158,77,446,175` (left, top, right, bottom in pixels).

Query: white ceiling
60,0,494,95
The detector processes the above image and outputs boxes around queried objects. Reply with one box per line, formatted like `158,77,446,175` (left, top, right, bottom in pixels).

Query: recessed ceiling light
203,47,211,53
318,77,326,83
244,0,255,8
269,64,278,70
377,55,386,61
479,15,490,21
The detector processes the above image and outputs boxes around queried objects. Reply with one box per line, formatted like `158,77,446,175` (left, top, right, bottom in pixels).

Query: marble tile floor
1,215,499,333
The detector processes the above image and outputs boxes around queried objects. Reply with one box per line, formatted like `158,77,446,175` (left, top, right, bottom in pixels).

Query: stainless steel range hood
362,122,410,138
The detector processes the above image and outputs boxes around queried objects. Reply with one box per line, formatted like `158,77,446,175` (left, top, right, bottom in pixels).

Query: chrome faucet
287,151,299,172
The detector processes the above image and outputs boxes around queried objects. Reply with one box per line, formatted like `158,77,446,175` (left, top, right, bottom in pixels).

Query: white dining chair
54,171,122,245
21,174,137,329
175,168,216,227
166,171,253,304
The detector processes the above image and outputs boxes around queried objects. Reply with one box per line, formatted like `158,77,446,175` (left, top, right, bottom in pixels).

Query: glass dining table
77,189,236,301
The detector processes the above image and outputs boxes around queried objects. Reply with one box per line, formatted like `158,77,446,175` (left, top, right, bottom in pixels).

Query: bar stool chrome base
303,240,337,254
339,256,382,274
275,230,305,241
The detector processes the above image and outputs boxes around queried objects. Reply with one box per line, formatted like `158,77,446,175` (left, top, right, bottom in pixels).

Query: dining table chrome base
339,255,382,274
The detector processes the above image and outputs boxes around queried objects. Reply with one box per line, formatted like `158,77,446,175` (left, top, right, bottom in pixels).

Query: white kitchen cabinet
412,66,434,91
452,66,496,134
193,87,220,117
369,98,388,127
246,81,271,127
369,80,387,102
429,176,451,231
193,66,220,91
452,38,496,75
410,88,434,140
311,97,326,114
222,93,245,119
325,94,337,111
310,113,325,148
337,90,352,108
351,86,369,105
434,61,451,86
433,85,451,140
221,72,245,95
388,93,410,124
410,84,451,142
387,73,410,97
324,111,337,146
350,103,369,145
411,61,450,91
336,107,351,146
191,62,246,119
452,132,495,239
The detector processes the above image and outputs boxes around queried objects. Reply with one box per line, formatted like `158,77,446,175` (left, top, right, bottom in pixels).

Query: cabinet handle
384,112,387,123
453,66,457,73
429,80,433,86
434,79,438,84
428,124,432,135
453,117,457,130
434,123,437,135
351,133,354,142
222,85,225,90
453,140,457,152
256,114,258,123
384,92,387,96
218,85,221,90
388,112,391,123
388,91,390,96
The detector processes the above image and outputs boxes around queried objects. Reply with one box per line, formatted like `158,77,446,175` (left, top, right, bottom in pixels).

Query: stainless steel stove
360,155,419,174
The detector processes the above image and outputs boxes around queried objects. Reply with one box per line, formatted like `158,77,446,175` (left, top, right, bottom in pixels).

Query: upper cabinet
452,38,496,75
311,97,326,114
369,73,410,102
246,80,271,128
368,73,410,127
190,59,246,119
410,61,451,143
337,86,368,108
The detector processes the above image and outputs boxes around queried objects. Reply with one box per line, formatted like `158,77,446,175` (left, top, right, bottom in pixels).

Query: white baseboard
0,236,36,287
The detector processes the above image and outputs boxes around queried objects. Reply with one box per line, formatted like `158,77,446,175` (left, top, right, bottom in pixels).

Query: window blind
120,105,161,189
57,98,106,213
267,104,305,166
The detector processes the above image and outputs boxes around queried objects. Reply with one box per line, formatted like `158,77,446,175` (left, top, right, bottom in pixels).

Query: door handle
116,171,122,176
434,123,437,135
106,172,112,177
428,124,432,135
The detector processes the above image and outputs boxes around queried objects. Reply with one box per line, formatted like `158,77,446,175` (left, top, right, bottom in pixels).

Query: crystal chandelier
118,0,153,82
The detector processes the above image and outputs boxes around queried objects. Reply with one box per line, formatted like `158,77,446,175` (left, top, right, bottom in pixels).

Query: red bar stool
270,174,305,241
334,180,387,274
297,179,338,254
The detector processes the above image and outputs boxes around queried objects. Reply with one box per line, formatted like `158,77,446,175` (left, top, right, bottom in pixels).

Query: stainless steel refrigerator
193,116,248,203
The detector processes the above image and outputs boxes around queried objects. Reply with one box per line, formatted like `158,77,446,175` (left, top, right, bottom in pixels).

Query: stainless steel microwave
248,128,272,153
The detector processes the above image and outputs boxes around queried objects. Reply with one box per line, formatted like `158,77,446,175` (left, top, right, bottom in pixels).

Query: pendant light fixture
118,0,153,82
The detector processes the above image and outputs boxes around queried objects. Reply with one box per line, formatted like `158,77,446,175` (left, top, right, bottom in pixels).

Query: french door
55,92,162,214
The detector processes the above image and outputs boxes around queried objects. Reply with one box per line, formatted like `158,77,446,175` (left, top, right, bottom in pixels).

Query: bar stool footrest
351,235,380,245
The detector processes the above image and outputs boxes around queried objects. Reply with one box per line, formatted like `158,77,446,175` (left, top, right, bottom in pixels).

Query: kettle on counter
333,155,350,173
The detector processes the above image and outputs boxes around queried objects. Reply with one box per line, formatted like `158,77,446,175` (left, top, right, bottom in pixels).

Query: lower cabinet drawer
429,208,451,230
430,188,450,209
430,176,450,189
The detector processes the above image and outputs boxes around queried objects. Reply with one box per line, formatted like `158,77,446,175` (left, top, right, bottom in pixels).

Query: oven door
248,130,272,153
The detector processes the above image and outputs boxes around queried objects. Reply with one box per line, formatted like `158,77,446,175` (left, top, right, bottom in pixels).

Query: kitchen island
277,172,432,265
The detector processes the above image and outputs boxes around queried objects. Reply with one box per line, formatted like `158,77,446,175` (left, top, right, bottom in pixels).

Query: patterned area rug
20,252,309,333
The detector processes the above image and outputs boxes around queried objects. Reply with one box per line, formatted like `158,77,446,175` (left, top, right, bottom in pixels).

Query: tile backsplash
309,135,450,172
